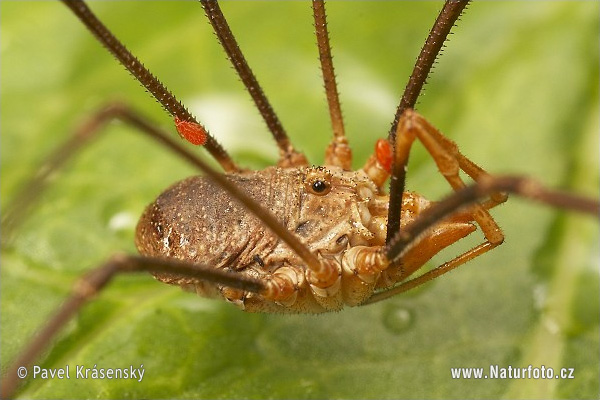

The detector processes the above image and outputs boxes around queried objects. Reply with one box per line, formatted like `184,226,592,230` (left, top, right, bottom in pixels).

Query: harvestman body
2,1,598,398
137,161,477,312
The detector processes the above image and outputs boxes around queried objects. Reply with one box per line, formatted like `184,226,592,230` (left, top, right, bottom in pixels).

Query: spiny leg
363,175,600,305
386,0,470,245
4,108,337,306
200,0,307,167
350,108,510,303
61,0,238,172
1,103,209,244
312,0,351,170
0,254,265,399
390,0,471,137
179,2,343,293
59,1,338,283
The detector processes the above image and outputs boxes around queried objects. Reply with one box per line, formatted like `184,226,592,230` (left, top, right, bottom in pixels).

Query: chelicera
1,1,598,398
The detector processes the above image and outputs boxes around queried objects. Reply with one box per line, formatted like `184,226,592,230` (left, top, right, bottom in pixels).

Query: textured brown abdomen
135,168,301,272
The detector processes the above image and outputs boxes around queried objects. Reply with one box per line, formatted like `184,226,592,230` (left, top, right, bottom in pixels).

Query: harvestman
2,1,598,398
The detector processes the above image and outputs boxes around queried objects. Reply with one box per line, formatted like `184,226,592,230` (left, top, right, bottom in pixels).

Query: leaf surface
1,2,598,399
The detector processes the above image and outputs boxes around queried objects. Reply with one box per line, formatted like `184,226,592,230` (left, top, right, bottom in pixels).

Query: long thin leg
390,1,471,138
200,0,307,168
1,103,209,243
2,104,329,292
312,0,352,170
386,0,470,246
60,0,238,172
363,175,600,305
3,103,224,241
0,254,265,399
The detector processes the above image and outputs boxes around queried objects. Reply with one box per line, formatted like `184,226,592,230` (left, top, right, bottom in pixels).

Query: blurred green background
1,1,598,399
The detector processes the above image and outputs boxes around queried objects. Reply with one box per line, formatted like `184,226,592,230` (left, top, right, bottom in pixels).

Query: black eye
311,180,329,194
304,167,332,195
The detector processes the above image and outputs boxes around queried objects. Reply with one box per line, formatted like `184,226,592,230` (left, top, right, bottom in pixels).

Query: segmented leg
0,254,264,399
340,174,599,307
312,0,352,170
364,175,600,304
393,109,507,254
200,0,307,168
390,0,470,138
386,0,470,244
61,0,238,172
3,106,326,282
1,103,208,243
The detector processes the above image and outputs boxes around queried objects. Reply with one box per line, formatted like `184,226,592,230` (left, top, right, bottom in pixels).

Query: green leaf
1,2,598,399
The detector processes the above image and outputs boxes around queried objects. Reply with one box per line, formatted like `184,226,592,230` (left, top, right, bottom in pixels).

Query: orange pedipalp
375,138,393,173
175,117,208,146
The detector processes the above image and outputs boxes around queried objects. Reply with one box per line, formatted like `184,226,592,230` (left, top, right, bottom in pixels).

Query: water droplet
383,304,414,334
